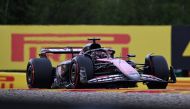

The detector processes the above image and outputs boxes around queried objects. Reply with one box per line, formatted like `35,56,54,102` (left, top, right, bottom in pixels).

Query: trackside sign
11,33,130,62
172,26,190,70
0,73,27,89
0,26,171,70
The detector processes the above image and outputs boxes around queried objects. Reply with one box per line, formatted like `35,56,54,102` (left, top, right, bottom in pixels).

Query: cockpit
83,43,101,53
80,38,115,58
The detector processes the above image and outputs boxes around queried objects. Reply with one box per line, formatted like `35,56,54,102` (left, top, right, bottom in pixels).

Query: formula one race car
26,38,176,89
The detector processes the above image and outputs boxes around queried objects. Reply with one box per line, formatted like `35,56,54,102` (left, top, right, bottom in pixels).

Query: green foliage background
0,0,190,25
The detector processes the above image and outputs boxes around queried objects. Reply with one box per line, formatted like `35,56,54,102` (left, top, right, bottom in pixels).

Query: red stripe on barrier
10,83,14,89
1,83,5,88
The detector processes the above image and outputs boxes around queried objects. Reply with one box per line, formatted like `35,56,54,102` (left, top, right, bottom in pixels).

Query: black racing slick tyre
26,58,53,88
144,56,169,89
68,56,94,89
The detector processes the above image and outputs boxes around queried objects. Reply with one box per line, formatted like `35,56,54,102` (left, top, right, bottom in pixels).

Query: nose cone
127,72,141,81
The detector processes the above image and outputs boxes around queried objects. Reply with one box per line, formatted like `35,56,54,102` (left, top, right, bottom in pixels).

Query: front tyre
144,56,169,89
26,58,53,88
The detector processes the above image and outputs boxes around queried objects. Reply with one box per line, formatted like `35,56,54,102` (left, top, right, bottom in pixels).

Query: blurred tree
0,0,190,25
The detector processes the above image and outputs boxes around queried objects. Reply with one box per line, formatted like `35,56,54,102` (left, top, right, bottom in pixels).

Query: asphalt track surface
0,88,190,109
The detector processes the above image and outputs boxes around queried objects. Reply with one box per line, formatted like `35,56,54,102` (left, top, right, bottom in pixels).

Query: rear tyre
68,56,94,89
144,56,169,89
26,58,53,88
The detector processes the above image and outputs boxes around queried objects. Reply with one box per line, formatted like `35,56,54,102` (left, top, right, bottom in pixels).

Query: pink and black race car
26,38,176,89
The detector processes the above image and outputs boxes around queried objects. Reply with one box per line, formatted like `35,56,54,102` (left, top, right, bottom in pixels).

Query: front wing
88,74,168,84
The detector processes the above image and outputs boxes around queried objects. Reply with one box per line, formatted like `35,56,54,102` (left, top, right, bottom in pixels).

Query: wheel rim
27,64,34,87
70,62,78,86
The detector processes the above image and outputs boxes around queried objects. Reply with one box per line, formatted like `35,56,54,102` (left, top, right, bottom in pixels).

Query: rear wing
39,47,83,57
